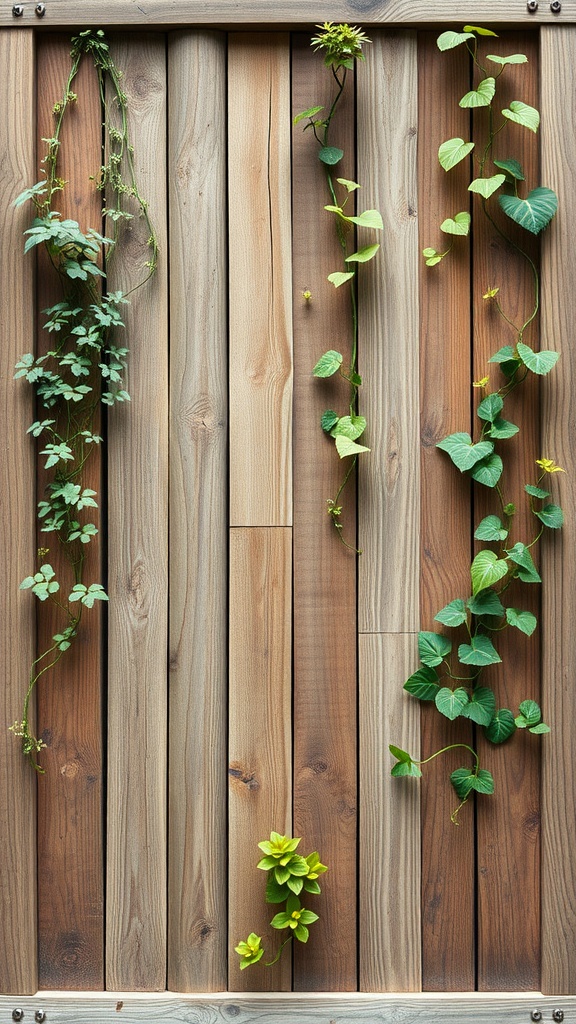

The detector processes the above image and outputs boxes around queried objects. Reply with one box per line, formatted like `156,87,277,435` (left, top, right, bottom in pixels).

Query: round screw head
527,0,538,9
12,4,24,14
553,1012,564,1023
550,0,561,10
35,1,45,12
531,1012,542,1022
34,1013,46,1024
12,1011,24,1022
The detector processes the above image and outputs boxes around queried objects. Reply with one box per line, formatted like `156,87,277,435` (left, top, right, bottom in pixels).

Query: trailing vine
11,29,157,770
389,25,561,823
234,832,327,969
294,23,382,551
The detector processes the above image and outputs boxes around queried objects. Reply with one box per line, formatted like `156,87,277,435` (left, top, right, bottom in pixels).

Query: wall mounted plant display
390,25,561,823
11,29,157,770
294,23,382,551
235,832,327,969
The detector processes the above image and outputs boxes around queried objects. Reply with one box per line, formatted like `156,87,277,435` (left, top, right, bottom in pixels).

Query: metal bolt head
12,1012,24,1022
550,0,561,11
35,1,45,13
527,0,538,9
34,1013,46,1024
553,1012,564,1023
531,1012,542,1022
12,4,24,14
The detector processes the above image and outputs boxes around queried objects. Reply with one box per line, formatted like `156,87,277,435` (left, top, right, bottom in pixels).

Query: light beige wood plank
167,29,228,994
1,2,575,26
357,30,419,632
0,27,37,996
359,633,421,992
228,33,292,527
106,33,168,992
540,24,576,997
228,527,292,992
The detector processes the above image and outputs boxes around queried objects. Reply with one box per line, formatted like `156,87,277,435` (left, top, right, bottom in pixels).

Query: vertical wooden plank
359,634,421,992
167,29,228,994
228,33,292,527
35,37,104,990
418,32,475,992
540,24,576,997
291,34,357,993
106,33,168,992
473,32,540,992
0,27,38,996
228,528,292,993
357,30,420,633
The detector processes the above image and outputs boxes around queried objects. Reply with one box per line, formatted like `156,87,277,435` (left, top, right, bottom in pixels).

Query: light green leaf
318,145,343,165
436,432,493,471
422,247,437,258
488,416,519,439
516,342,560,375
463,25,498,36
345,243,380,263
467,589,505,618
293,105,324,124
515,698,542,727
389,744,412,764
506,608,537,636
499,187,558,235
535,504,564,529
471,549,509,595
437,29,474,50
334,434,370,458
346,209,383,230
493,157,525,181
525,484,551,499
426,255,442,267
438,137,475,172
485,708,516,744
327,271,355,288
469,174,506,198
440,212,471,236
530,722,551,735
506,542,541,583
461,686,496,727
474,515,508,542
403,667,440,701
502,100,540,132
331,414,366,441
477,394,504,422
435,687,469,721
434,599,467,628
460,78,496,109
470,452,503,488
487,53,528,66
418,630,451,668
313,350,342,377
336,177,361,192
458,634,501,666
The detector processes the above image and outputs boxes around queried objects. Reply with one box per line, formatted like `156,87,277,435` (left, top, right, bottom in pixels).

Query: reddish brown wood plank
473,32,541,992
291,34,357,992
418,31,475,992
35,36,104,990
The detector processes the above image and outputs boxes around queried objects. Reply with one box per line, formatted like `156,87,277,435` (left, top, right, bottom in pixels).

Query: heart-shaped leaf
485,708,516,744
451,767,495,798
438,137,475,172
346,209,383,230
470,452,503,488
434,599,467,628
334,435,370,459
471,549,508,595
494,157,525,180
502,100,540,132
436,432,493,472
467,588,505,618
487,53,528,66
418,631,451,668
403,667,440,701
321,409,339,433
469,174,506,199
460,77,496,109
499,187,558,235
535,504,564,529
461,686,496,726
477,394,504,422
516,342,560,375
313,350,342,377
474,515,508,542
319,146,343,165
435,687,469,721
506,608,537,636
488,416,519,439
440,211,471,236
458,634,502,666
331,414,367,441
437,30,475,51
515,699,542,728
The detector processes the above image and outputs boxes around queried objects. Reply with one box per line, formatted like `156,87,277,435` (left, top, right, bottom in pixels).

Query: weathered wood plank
0,1,574,27
228,527,292,993
357,29,419,631
167,29,228,995
291,33,357,992
473,32,541,992
35,36,104,990
540,24,576,997
417,31,475,992
359,633,421,991
106,33,168,991
0,27,37,996
228,33,292,527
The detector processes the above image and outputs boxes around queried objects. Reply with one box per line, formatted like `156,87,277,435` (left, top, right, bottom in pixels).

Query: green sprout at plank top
294,23,382,552
235,832,327,969
391,25,560,821
10,29,157,770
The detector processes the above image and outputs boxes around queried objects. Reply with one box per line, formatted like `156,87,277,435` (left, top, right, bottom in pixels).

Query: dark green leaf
418,631,451,667
515,698,542,727
477,394,504,422
266,874,291,903
319,146,343,165
506,608,537,636
499,187,558,235
525,484,551,499
461,687,496,726
484,708,516,744
389,744,412,763
321,410,339,433
488,416,519,439
403,667,440,701
493,157,525,180
507,542,541,583
535,504,564,529
467,588,505,618
434,599,467,627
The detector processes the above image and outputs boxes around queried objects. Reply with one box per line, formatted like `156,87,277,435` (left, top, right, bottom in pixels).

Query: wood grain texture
1,1,575,26
228,527,292,993
357,31,419,632
473,33,541,992
228,33,292,527
417,32,475,993
105,34,168,992
167,29,228,995
359,634,421,992
0,27,37,996
540,24,576,997
291,34,357,992
35,37,104,990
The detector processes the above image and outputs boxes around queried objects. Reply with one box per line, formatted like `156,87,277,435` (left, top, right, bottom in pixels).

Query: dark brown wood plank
418,31,475,992
291,33,357,993
473,32,541,992
35,36,104,990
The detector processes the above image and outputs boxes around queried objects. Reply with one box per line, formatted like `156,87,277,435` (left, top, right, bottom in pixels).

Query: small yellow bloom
483,286,500,300
302,289,312,302
473,375,490,388
536,458,565,473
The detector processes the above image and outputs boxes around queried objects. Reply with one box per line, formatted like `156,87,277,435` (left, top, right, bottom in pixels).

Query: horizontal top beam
1,0,576,28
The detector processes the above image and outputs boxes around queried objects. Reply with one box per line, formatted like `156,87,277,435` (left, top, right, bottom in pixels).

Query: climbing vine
294,23,382,551
11,29,157,770
389,25,561,822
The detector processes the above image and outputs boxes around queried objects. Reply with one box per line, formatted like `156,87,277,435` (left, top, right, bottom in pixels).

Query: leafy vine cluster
389,25,562,822
11,29,157,769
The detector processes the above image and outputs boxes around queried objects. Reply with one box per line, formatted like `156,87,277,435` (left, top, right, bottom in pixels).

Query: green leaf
403,667,441,701
321,409,339,433
499,188,558,235
489,345,520,375
487,53,528,66
440,212,471,236
477,394,504,422
313,350,343,377
391,760,422,778
474,515,508,542
507,542,541,583
458,634,502,666
327,271,354,288
451,767,495,799
318,146,343,165
436,432,493,471
463,25,498,36
437,29,474,50
502,100,540,132
345,243,380,263
516,342,560,375
336,177,361,192
334,435,370,458
438,137,475,172
485,708,516,744
467,588,505,618
470,453,503,488
389,744,412,764
418,631,451,668
293,105,324,124
525,484,551,499
331,414,366,441
493,157,525,181
506,608,537,636
516,699,542,728
461,687,496,726
530,722,551,735
266,874,291,904
346,209,383,230
488,416,519,440
434,599,467,627
468,174,506,198
535,504,564,529
460,78,496,109
435,687,469,721
422,248,437,258
425,255,442,267
471,549,509,595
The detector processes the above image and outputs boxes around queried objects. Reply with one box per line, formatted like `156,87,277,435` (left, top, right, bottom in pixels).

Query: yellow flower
302,289,312,302
473,375,489,388
536,458,565,474
483,286,500,300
